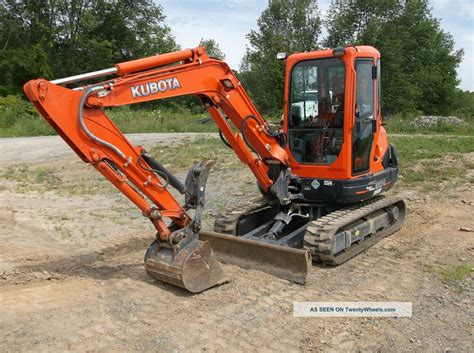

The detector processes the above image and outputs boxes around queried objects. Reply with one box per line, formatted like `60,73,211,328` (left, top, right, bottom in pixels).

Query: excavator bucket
199,231,312,284
144,159,229,293
145,238,229,293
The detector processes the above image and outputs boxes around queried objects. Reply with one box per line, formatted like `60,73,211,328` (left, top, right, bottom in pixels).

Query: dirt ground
0,134,472,352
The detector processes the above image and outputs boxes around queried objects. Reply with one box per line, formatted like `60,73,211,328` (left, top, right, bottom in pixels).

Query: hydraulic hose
241,114,287,154
218,129,232,149
241,115,261,157
137,151,170,189
78,85,126,159
141,152,186,194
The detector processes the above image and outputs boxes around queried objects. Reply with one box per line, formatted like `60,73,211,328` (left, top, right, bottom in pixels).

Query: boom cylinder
50,49,195,85
51,67,118,85
115,49,194,76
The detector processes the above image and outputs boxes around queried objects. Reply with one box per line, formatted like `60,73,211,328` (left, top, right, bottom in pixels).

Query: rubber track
213,198,269,234
304,195,406,265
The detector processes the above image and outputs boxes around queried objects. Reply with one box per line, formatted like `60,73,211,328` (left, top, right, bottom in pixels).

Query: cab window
288,57,345,165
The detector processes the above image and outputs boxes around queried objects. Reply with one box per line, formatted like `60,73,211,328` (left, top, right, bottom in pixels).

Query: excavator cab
213,46,405,267
283,46,400,204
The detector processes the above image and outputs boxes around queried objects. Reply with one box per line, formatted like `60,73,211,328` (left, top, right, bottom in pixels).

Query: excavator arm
23,47,310,293
100,47,290,185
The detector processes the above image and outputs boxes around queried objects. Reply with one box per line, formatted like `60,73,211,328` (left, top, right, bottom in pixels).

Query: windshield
289,57,345,128
288,57,345,165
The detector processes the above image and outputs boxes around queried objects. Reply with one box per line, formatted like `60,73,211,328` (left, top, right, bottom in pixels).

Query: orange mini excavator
24,46,406,292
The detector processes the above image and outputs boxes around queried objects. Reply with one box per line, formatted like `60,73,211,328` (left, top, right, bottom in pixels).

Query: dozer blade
199,231,311,284
144,238,229,293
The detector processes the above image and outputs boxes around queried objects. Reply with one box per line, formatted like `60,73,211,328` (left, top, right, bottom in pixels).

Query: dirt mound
1,269,65,286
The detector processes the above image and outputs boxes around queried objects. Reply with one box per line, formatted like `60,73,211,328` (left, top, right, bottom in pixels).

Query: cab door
352,59,376,175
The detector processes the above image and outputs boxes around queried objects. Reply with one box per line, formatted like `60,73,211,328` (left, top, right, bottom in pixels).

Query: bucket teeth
144,238,229,293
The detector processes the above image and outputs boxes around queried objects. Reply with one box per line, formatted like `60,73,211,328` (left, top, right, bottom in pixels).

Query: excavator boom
23,47,311,292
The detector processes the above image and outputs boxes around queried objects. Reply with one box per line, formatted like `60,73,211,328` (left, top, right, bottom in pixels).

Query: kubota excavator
24,45,406,293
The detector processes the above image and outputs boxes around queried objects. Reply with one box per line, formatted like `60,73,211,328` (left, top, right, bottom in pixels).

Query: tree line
0,0,469,117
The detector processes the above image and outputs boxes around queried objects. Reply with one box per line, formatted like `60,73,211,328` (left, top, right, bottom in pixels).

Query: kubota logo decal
131,77,181,99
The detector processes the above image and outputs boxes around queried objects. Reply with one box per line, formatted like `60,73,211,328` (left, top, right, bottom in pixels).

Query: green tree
240,0,322,115
324,0,463,115
0,45,52,95
453,90,474,118
199,38,225,60
0,1,53,93
0,0,177,94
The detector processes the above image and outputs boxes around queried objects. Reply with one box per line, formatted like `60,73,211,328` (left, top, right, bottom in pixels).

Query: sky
158,0,473,91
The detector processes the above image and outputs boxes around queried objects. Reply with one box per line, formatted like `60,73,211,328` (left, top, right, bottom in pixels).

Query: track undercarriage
212,195,406,267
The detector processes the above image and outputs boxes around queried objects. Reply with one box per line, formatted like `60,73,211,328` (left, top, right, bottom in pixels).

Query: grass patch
1,164,30,179
0,164,62,192
0,138,237,196
391,136,474,164
438,264,472,292
148,137,239,171
384,114,474,135
63,175,114,196
108,107,217,134
0,107,217,137
0,117,55,137
0,95,217,137
35,167,61,184
391,135,474,188
0,95,57,137
0,163,114,195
